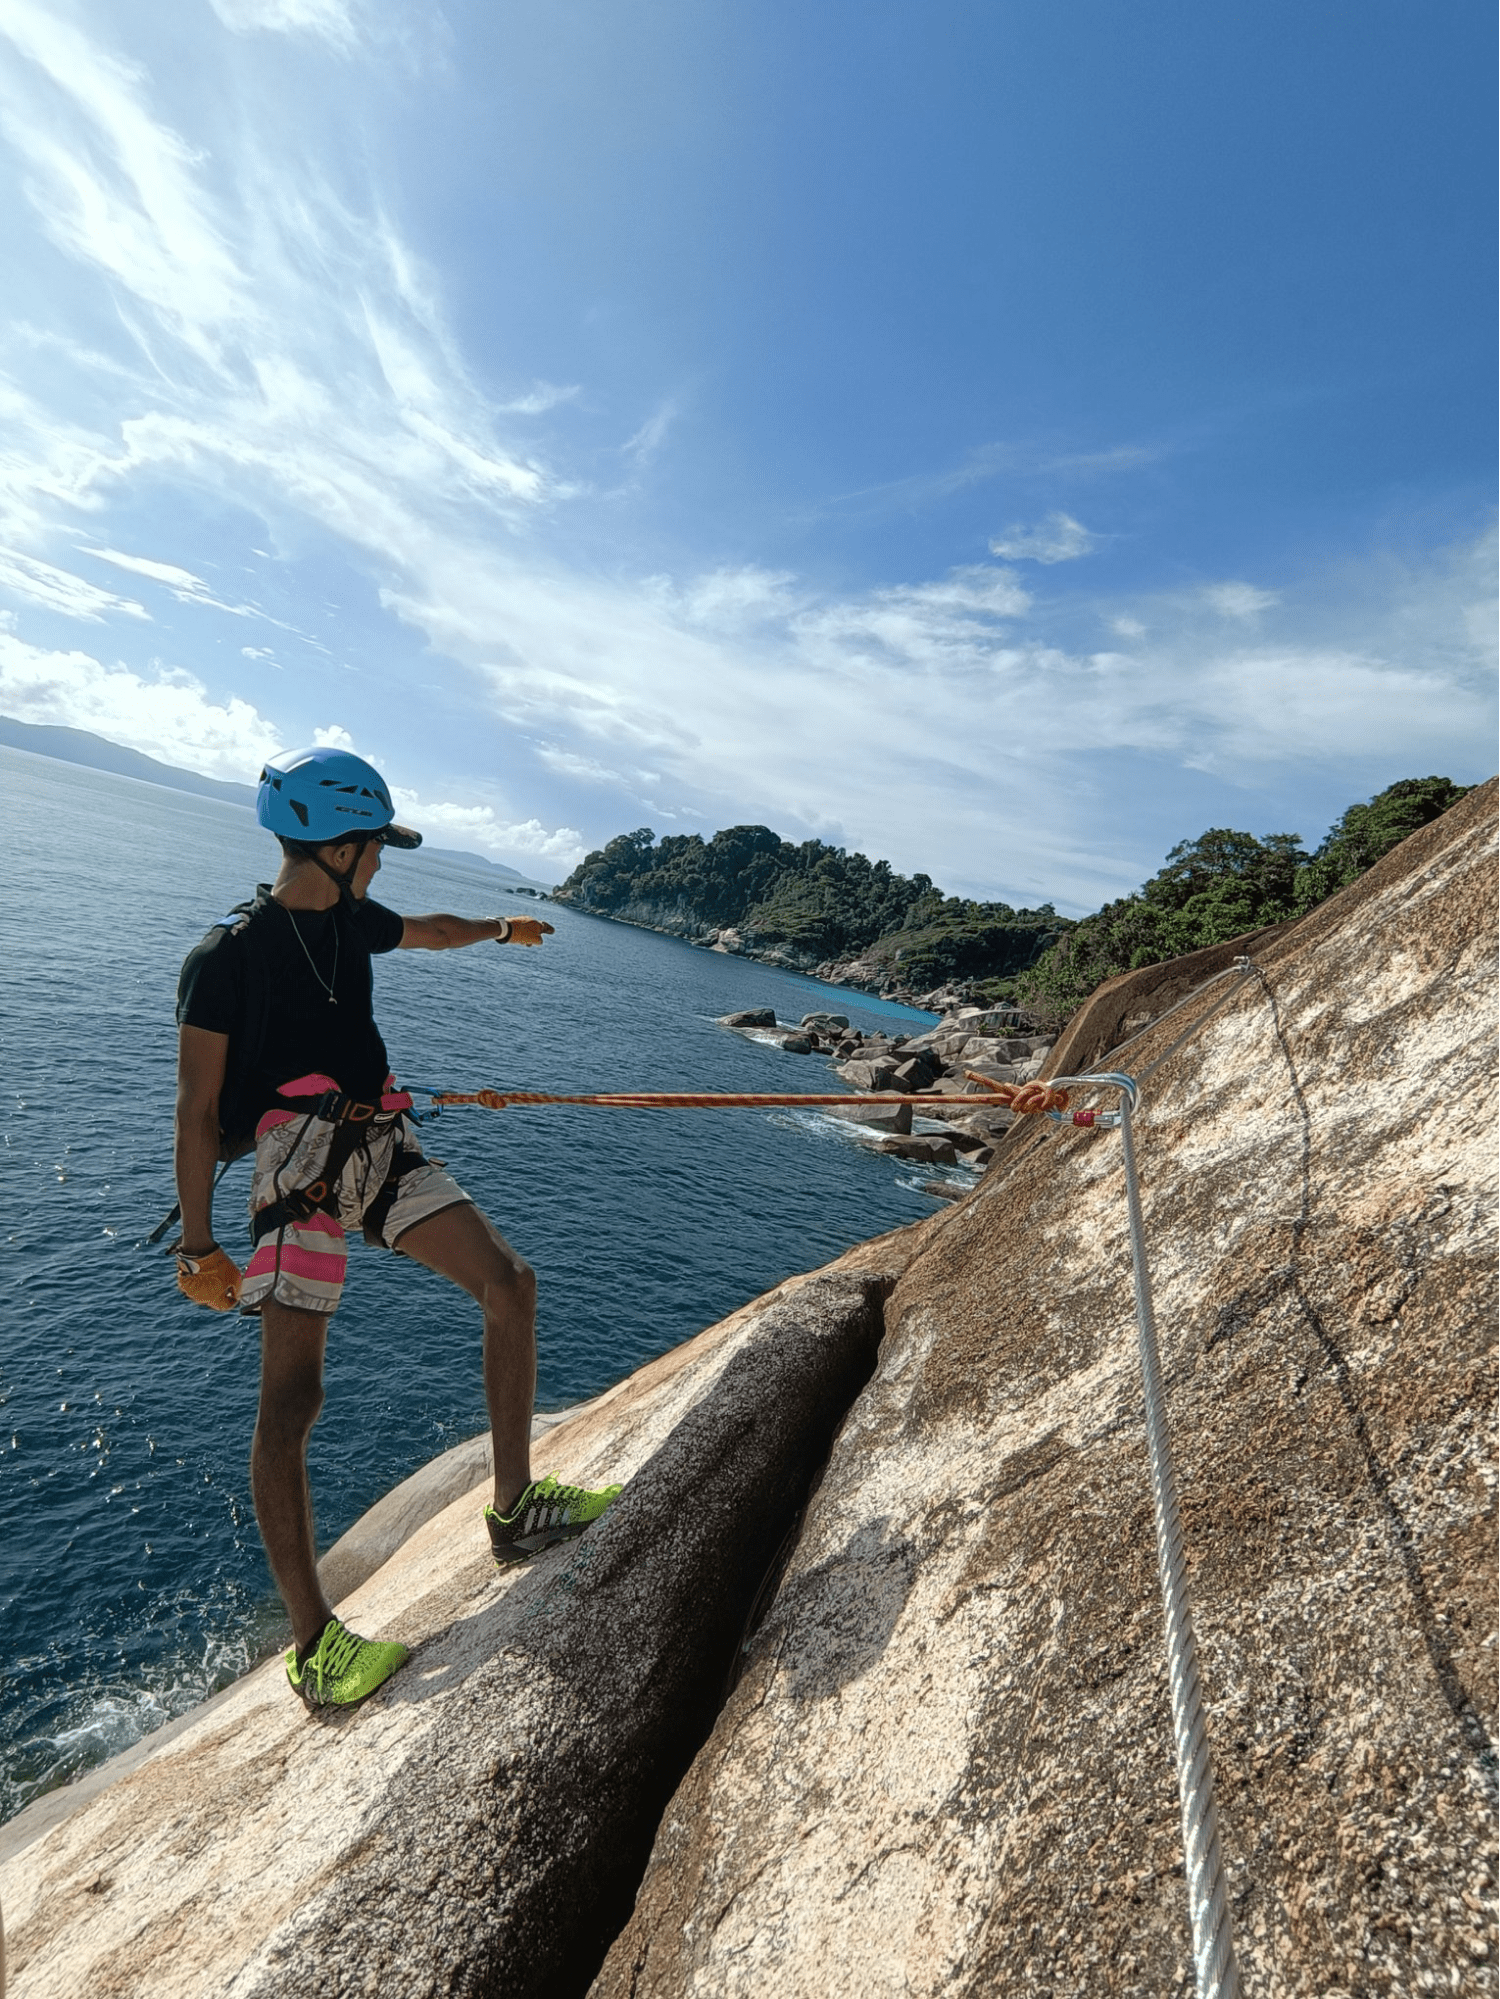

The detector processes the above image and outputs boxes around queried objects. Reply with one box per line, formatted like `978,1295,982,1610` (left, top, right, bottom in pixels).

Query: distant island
554,775,1474,1018
0,717,551,888
553,825,1068,1010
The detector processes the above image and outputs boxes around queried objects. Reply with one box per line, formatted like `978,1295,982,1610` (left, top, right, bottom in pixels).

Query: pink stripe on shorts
239,1094,469,1317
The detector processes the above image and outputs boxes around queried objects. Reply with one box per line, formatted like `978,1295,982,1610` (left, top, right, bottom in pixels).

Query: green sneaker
484,1473,623,1567
284,1616,409,1711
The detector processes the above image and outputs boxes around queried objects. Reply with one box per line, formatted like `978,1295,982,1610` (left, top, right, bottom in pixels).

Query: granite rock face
0,1269,903,1999
595,781,1499,1998
4,788,1495,1999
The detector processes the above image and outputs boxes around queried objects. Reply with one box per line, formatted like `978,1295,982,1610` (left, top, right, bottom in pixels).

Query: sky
0,0,1492,910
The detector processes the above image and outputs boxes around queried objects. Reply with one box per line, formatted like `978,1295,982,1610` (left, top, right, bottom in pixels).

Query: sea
0,745,949,1824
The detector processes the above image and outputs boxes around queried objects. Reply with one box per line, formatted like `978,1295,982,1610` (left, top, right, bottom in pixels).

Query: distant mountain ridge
0,717,545,885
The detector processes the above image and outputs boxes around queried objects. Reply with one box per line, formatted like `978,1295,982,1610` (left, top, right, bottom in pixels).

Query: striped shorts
240,1078,470,1317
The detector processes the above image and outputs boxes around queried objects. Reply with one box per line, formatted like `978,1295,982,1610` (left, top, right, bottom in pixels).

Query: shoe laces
314,1621,363,1685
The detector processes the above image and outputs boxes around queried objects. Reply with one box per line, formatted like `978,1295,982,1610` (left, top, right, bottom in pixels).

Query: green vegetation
556,776,1474,1019
1013,776,1472,1026
553,826,1064,975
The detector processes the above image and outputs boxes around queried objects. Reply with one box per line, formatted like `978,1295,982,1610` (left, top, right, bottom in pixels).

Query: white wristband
495,917,512,942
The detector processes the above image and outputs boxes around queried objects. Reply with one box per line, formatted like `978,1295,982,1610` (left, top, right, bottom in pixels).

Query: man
173,745,619,1712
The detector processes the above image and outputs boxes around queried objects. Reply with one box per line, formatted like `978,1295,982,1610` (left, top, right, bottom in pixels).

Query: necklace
284,906,340,1005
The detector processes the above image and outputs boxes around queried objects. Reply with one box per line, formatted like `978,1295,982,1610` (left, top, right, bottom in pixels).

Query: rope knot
963,1070,1070,1114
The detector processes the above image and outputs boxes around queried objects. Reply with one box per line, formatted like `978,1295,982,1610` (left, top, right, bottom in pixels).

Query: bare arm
398,914,555,951
175,1025,229,1252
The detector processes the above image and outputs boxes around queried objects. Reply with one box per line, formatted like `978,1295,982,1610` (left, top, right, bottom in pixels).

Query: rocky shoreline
551,895,986,1012
715,1003,1054,1193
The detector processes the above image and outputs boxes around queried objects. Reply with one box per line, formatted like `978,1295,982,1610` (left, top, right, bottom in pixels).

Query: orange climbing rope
423,1074,1071,1115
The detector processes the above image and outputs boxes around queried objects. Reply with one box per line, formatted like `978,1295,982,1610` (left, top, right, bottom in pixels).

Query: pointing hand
501,918,555,947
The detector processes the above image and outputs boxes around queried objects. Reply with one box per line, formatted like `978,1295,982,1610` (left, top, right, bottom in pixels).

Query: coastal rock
824,1102,913,1136
750,1027,815,1054
717,1008,776,1028
800,1013,850,1032
593,780,1499,1999
837,1056,902,1092
891,1052,941,1089
863,1133,960,1165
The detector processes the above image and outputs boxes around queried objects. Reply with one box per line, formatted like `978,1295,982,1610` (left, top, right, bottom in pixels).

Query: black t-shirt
177,886,405,1137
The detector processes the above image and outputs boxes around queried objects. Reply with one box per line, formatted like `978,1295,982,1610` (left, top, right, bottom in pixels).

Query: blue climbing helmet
256,747,422,850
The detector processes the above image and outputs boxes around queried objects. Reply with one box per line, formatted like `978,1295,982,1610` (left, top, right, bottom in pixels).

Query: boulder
863,1133,960,1166
766,1030,814,1054
593,780,1499,1999
837,1057,902,1092
717,1008,775,1028
824,1102,913,1136
945,1127,992,1154
891,1051,942,1089
894,1029,941,1056
800,1013,851,1032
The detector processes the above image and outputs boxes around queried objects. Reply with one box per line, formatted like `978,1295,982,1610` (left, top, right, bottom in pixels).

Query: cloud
0,5,246,367
1202,581,1279,619
0,548,149,621
311,723,356,749
207,0,361,51
0,1,549,555
499,382,581,416
388,786,583,869
534,745,636,785
647,566,802,631
380,521,1495,907
624,400,678,464
989,511,1097,564
0,629,283,777
0,9,1490,913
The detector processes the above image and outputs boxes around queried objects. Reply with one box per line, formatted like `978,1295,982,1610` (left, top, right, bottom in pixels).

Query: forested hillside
1012,775,1471,1023
552,826,1067,980
555,777,1473,1015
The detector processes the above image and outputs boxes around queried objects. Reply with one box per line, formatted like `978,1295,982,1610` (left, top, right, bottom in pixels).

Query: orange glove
499,917,555,946
175,1244,243,1312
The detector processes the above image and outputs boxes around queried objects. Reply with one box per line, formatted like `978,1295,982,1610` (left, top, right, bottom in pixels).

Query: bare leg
395,1203,536,1515
252,1300,335,1652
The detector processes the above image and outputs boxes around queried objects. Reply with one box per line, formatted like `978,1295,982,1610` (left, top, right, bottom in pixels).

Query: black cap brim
379,823,423,850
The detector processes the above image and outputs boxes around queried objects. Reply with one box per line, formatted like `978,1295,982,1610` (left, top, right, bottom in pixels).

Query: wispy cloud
623,400,678,464
0,0,549,560
1202,581,1279,619
499,382,581,417
989,511,1097,564
207,0,362,53
0,548,149,621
